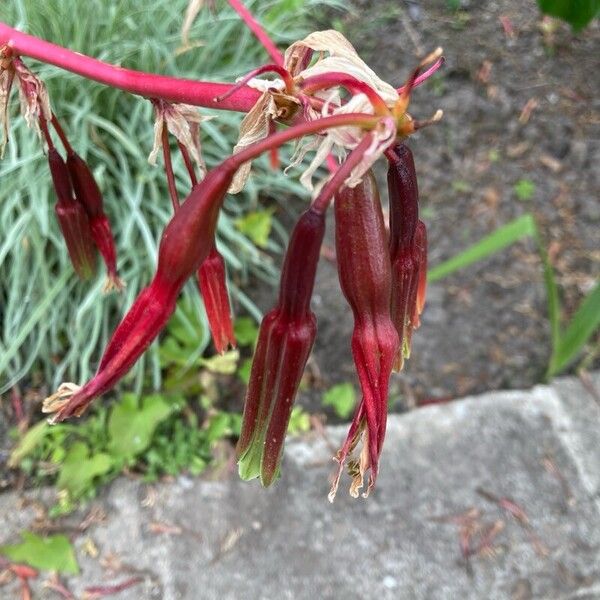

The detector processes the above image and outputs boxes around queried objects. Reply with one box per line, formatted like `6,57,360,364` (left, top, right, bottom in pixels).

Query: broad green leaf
234,317,259,347
238,358,253,384
323,383,357,419
235,209,275,248
56,442,113,499
287,406,311,435
549,280,600,376
108,394,174,462
0,532,79,575
199,349,240,374
428,214,537,282
206,411,241,443
8,420,48,467
537,0,599,30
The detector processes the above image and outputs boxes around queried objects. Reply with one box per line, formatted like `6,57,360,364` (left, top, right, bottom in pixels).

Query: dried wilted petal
0,52,15,157
286,30,398,103
228,86,299,193
178,0,206,54
13,58,51,138
149,99,212,178
285,31,399,191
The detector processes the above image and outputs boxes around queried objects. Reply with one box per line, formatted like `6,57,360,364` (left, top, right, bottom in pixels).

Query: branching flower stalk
0,0,444,499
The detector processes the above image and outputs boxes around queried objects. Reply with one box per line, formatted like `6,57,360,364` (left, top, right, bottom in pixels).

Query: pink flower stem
0,22,261,112
38,115,54,149
226,0,284,66
161,125,180,212
311,132,375,214
396,56,445,94
50,114,74,154
177,141,198,187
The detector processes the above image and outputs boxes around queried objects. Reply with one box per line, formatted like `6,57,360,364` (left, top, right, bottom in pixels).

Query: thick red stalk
226,0,284,66
0,22,260,112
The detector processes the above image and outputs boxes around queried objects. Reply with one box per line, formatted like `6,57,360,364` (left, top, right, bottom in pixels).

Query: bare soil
300,0,600,406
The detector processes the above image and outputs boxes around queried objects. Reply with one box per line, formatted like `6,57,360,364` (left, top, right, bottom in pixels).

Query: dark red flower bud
43,163,238,422
197,245,236,354
66,151,122,290
387,143,426,370
237,207,325,486
330,172,399,500
47,148,96,280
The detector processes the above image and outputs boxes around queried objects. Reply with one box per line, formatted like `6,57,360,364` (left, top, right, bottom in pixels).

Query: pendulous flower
66,150,123,291
330,171,399,501
387,142,427,369
47,147,96,280
237,205,325,486
43,161,239,422
197,245,236,354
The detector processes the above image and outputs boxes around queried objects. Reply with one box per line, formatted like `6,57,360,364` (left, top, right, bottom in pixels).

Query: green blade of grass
427,214,537,282
548,280,600,376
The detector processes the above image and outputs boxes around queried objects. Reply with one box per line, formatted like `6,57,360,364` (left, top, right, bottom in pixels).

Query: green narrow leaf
532,227,562,367
548,280,600,376
8,420,49,468
0,531,79,575
428,214,537,282
0,269,71,391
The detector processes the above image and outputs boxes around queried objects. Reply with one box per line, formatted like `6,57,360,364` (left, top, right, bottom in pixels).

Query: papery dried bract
149,99,212,178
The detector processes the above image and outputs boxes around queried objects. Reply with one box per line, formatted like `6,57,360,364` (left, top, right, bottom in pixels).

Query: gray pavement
1,374,599,599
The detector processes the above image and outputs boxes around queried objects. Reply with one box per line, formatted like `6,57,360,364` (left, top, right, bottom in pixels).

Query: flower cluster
0,2,442,499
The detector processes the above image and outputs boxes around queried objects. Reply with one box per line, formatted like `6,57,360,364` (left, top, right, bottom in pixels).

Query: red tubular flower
237,206,325,486
387,143,426,370
43,163,238,422
197,245,236,354
330,171,399,500
66,150,123,291
47,147,96,280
